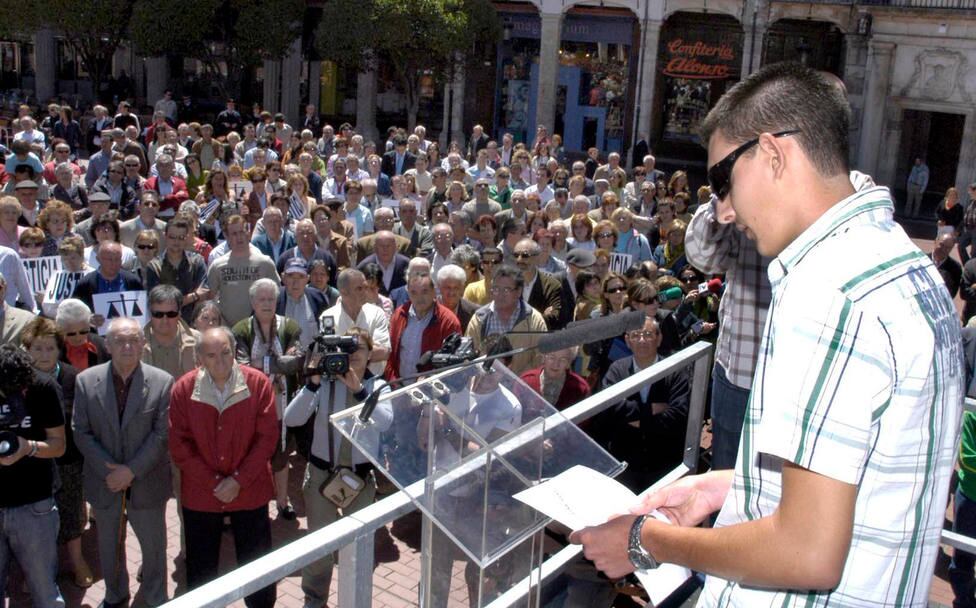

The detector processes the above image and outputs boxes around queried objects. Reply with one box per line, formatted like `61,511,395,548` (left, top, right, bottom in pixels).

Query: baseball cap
283,258,309,276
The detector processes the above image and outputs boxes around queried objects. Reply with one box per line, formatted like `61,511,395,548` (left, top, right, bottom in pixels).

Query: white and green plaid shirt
701,186,964,607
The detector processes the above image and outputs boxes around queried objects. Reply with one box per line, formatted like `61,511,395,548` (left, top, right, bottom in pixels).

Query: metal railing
162,340,714,608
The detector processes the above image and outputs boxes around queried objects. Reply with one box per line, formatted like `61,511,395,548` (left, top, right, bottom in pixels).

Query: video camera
307,317,359,378
0,400,20,458
426,333,478,369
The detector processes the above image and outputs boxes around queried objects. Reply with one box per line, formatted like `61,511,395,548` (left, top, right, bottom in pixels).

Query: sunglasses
21,242,43,247
596,232,614,239
63,330,87,338
151,310,180,319
125,163,140,168
708,130,800,199
137,244,157,250
482,259,500,266
605,286,627,294
513,251,537,259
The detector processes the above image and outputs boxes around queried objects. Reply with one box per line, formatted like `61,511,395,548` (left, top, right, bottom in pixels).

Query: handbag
318,381,366,508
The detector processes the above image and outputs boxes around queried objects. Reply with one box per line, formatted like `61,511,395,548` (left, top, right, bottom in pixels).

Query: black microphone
539,309,646,354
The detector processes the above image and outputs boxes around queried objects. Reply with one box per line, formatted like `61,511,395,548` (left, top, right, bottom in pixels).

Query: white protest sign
22,255,62,296
229,179,253,200
41,270,85,318
609,252,632,275
91,290,148,335
381,198,401,219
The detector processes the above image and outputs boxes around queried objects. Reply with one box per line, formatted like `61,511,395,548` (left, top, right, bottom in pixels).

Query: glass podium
332,360,624,607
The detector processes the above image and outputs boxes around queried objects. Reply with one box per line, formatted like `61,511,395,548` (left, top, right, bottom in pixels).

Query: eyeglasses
167,233,187,240
596,232,614,239
708,130,800,199
605,286,626,294
62,330,87,338
136,244,158,250
631,298,656,306
513,251,537,259
151,310,180,319
627,331,659,341
125,163,140,168
109,170,123,174
491,286,517,294
21,241,43,248
481,259,500,266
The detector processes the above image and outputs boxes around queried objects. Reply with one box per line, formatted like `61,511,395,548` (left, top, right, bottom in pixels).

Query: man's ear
757,132,787,179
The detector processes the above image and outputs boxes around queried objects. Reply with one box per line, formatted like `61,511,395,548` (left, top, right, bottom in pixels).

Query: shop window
559,40,630,151
498,36,540,145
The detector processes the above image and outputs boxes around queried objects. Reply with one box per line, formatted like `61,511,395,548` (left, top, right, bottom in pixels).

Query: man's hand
339,367,363,393
105,463,135,493
0,436,29,466
213,477,241,503
569,514,639,580
630,470,733,527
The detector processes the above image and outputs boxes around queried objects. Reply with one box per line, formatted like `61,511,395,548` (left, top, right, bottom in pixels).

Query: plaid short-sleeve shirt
700,186,964,607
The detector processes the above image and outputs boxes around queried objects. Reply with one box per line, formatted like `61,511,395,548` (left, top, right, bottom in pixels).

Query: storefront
493,8,639,156
652,12,743,166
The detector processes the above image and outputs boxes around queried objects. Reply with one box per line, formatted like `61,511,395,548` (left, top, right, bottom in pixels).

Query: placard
381,198,400,219
91,290,148,335
230,179,254,200
609,252,632,275
41,270,85,318
22,255,62,295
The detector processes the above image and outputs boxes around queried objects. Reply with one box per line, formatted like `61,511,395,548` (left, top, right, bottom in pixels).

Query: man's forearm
646,514,842,590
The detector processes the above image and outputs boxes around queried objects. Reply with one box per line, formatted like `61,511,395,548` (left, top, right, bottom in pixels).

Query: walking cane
115,491,128,580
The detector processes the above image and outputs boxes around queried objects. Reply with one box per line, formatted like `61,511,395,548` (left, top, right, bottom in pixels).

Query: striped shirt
700,186,964,607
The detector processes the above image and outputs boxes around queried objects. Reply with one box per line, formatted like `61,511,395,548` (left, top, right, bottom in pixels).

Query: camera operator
0,344,67,607
283,327,392,608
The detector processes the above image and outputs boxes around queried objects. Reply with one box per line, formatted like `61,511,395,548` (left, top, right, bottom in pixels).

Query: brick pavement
2,234,966,608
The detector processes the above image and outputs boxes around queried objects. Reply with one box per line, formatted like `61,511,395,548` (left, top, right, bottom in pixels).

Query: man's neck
401,220,415,231
210,369,231,391
495,303,516,322
257,315,275,338
342,302,361,319
230,246,250,258
139,214,154,225
100,270,120,282
412,302,433,318
633,354,656,370
524,269,537,283
113,361,138,381
299,243,316,257
165,248,184,265
287,289,305,301
268,230,283,243
154,329,179,348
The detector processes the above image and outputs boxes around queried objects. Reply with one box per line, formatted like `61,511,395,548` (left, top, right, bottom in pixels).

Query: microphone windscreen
540,309,647,354
707,278,723,294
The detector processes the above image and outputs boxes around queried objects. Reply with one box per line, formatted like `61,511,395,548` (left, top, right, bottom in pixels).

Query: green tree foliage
130,0,306,100
316,0,500,128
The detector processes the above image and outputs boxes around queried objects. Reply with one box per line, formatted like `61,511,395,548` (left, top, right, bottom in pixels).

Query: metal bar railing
162,341,714,608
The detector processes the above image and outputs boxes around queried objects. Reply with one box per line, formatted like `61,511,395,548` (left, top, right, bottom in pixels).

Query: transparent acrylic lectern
332,360,624,608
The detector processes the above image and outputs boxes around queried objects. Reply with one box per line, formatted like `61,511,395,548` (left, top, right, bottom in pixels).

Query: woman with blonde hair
286,173,315,221
38,199,77,256
937,186,964,237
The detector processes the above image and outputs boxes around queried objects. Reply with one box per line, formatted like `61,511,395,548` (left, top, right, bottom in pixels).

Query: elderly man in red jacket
143,153,188,219
385,274,461,381
168,326,278,608
519,346,591,411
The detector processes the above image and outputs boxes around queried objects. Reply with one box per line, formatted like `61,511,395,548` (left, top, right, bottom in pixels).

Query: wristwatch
628,514,659,571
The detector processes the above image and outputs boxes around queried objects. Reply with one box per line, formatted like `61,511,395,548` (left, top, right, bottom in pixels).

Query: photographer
283,327,392,608
0,344,67,607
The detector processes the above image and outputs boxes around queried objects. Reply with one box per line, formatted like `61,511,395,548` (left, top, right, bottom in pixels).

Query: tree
316,0,500,129
2,0,135,103
131,0,305,101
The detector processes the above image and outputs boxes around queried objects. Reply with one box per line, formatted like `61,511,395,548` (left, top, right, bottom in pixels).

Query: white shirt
0,246,37,312
524,184,554,205
319,300,391,377
701,186,963,606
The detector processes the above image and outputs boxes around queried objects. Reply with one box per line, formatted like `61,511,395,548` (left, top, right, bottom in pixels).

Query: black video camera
428,333,478,368
0,401,20,457
308,316,359,378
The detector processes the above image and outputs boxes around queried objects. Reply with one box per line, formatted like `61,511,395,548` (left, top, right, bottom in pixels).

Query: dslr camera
308,316,359,378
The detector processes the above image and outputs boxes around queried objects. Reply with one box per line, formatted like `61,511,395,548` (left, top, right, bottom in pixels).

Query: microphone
541,309,647,353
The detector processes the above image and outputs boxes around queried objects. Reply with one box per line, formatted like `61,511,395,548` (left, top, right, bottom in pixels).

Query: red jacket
518,367,591,411
144,175,189,213
385,302,461,381
169,365,278,512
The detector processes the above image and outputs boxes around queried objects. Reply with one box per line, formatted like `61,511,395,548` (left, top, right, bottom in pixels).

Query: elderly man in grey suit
73,317,173,608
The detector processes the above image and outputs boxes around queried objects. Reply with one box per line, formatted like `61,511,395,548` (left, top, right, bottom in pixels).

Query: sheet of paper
513,465,692,606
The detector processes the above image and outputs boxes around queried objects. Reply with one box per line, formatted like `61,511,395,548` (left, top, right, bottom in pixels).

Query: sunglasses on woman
605,285,626,294
708,130,800,199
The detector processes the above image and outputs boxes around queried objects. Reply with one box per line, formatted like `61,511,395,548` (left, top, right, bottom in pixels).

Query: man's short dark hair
699,62,850,177
499,217,525,240
149,284,183,309
393,135,408,147
0,344,35,395
492,264,524,291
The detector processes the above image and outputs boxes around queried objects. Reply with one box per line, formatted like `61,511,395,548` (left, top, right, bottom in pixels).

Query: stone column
740,0,767,78
356,67,378,143
145,57,169,106
280,38,303,127
263,59,281,114
33,28,57,103
632,19,662,164
308,59,321,113
450,63,465,147
856,40,895,177
535,12,563,135
843,34,869,164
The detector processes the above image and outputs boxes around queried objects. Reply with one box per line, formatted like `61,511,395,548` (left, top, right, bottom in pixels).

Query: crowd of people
0,71,971,608
0,97,726,608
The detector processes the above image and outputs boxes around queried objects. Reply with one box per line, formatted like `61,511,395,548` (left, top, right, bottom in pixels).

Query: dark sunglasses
605,286,626,294
596,232,614,239
63,330,87,337
137,244,158,250
513,251,537,259
481,259,500,266
708,130,800,199
151,310,180,319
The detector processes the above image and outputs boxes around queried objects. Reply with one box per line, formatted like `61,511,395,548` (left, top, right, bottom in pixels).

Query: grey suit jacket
1,304,35,347
72,362,174,510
